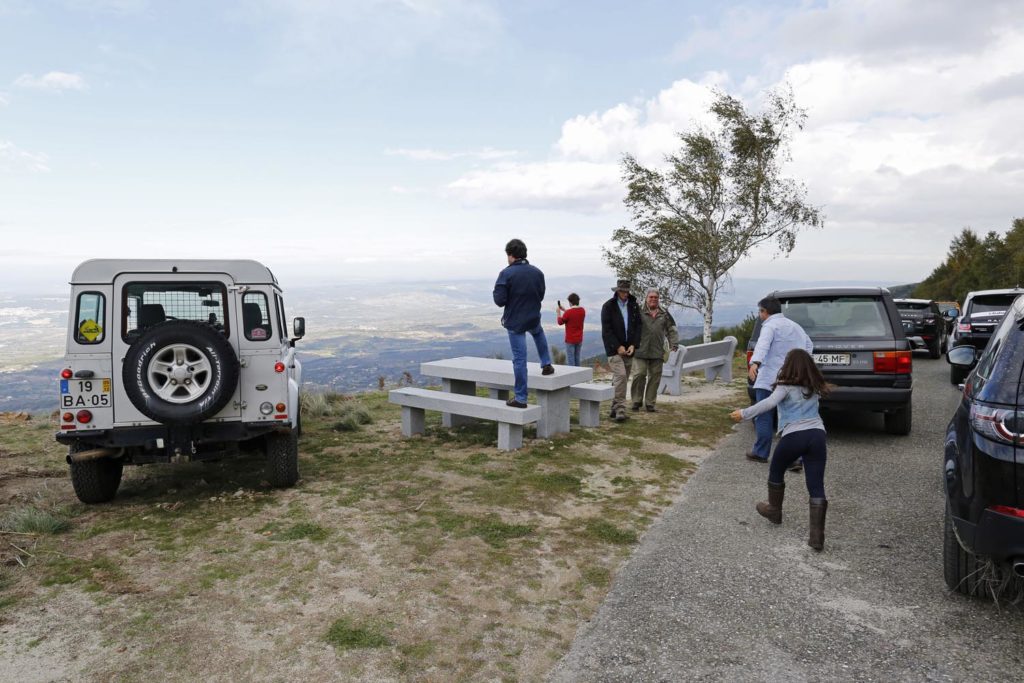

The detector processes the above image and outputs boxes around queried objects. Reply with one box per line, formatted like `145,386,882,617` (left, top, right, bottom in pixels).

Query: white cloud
13,71,87,91
444,0,1024,281
386,147,517,161
446,161,622,212
0,141,50,173
0,92,8,107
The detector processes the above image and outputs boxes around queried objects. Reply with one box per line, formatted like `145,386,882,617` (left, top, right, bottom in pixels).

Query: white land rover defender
56,259,305,503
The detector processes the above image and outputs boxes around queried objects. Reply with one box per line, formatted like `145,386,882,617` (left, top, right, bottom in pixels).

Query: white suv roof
70,259,278,285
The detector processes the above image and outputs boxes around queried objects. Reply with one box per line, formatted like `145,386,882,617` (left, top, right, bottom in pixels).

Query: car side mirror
292,316,305,341
946,345,977,369
943,307,959,318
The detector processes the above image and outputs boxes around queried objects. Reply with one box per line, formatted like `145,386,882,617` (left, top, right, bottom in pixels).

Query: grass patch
1,506,71,534
41,555,127,592
432,511,534,548
579,518,638,546
259,522,330,542
580,565,612,588
325,617,390,650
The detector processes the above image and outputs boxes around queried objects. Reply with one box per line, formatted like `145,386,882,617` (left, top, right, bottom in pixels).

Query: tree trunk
703,303,714,343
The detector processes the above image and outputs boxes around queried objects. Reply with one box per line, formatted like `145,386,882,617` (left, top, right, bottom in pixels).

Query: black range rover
943,293,1024,598
893,298,956,359
769,287,913,435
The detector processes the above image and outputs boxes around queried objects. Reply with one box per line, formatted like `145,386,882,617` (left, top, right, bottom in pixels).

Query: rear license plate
60,378,111,408
813,353,851,366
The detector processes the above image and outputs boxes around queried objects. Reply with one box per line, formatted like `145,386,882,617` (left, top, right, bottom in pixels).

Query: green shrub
1,507,70,535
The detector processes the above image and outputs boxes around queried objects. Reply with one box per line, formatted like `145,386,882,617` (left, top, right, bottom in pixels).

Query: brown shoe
645,405,657,412
506,398,528,408
745,452,768,463
541,364,555,375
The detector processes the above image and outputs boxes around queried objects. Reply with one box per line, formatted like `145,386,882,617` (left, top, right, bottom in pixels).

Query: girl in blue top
730,348,831,551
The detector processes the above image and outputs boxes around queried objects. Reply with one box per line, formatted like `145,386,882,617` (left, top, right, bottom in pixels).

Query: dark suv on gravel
943,293,1024,598
893,298,956,359
749,287,913,434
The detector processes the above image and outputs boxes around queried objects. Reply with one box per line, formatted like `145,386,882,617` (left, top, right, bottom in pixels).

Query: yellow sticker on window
79,319,102,342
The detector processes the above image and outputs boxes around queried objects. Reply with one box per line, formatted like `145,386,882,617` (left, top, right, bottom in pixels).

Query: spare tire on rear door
123,320,239,425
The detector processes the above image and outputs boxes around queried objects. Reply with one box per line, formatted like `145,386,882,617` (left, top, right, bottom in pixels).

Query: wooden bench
388,387,542,451
479,381,613,427
658,336,738,396
569,382,614,427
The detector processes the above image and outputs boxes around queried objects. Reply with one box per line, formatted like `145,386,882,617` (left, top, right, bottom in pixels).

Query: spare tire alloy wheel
123,321,239,425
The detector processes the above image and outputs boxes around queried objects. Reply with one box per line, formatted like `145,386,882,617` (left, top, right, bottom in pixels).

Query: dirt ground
0,375,745,682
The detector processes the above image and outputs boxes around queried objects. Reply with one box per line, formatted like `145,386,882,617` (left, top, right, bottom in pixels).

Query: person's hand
557,304,564,312
748,364,759,382
670,345,678,352
626,345,635,356
729,409,743,422
617,345,627,356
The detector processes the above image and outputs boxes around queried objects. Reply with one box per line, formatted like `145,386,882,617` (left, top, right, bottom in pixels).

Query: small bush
331,404,373,432
1,507,70,535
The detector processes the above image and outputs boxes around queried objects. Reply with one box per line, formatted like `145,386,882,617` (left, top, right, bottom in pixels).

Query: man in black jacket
601,279,642,422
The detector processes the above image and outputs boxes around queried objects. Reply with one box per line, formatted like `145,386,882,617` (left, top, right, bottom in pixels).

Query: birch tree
604,86,823,342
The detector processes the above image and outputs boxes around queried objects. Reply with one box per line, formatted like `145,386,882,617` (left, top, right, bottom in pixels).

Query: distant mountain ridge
0,275,912,411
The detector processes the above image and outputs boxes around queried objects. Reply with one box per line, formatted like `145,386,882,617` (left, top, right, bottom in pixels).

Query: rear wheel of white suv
265,428,298,488
68,442,123,504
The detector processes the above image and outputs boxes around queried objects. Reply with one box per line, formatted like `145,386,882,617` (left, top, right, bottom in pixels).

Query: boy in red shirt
556,293,586,366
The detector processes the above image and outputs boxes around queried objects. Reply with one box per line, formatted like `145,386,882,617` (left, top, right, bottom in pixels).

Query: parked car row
742,284,1023,600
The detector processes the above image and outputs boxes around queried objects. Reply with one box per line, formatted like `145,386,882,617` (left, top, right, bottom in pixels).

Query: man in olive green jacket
631,289,679,412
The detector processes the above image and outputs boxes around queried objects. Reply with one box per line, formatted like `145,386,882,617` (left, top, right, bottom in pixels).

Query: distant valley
0,275,896,411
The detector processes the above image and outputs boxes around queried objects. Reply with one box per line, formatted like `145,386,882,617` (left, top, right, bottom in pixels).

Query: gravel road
550,356,1024,682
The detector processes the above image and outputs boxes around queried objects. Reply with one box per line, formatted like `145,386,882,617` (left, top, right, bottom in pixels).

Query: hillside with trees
914,219,1024,303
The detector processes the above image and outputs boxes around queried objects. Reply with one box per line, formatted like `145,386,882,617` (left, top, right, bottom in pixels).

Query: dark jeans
768,428,827,499
507,323,552,403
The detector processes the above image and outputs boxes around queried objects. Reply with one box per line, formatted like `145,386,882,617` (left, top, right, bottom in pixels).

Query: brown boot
755,481,784,525
808,498,828,551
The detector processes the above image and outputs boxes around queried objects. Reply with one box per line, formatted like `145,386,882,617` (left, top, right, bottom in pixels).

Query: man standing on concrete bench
493,238,555,409
601,279,641,422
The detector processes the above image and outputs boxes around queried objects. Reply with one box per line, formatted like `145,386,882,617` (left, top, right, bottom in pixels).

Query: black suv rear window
896,302,929,311
122,282,229,339
779,296,892,338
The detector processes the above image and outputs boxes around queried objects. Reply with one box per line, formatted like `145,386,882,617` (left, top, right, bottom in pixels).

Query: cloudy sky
1,0,1022,291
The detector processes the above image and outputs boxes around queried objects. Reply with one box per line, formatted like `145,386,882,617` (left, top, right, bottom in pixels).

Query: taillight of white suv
969,403,1024,445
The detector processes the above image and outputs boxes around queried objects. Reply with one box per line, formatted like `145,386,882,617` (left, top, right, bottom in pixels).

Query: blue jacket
493,259,546,333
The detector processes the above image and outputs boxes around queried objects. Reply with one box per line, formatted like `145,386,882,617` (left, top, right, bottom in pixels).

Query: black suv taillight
970,404,1024,445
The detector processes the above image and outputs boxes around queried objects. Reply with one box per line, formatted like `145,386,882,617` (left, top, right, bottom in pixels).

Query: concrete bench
388,387,541,451
569,382,614,427
479,381,613,428
658,336,738,396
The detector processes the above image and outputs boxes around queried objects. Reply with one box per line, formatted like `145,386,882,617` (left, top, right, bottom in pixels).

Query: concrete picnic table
419,356,592,438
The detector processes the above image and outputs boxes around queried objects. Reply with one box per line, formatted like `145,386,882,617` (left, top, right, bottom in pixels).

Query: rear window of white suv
780,296,892,338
